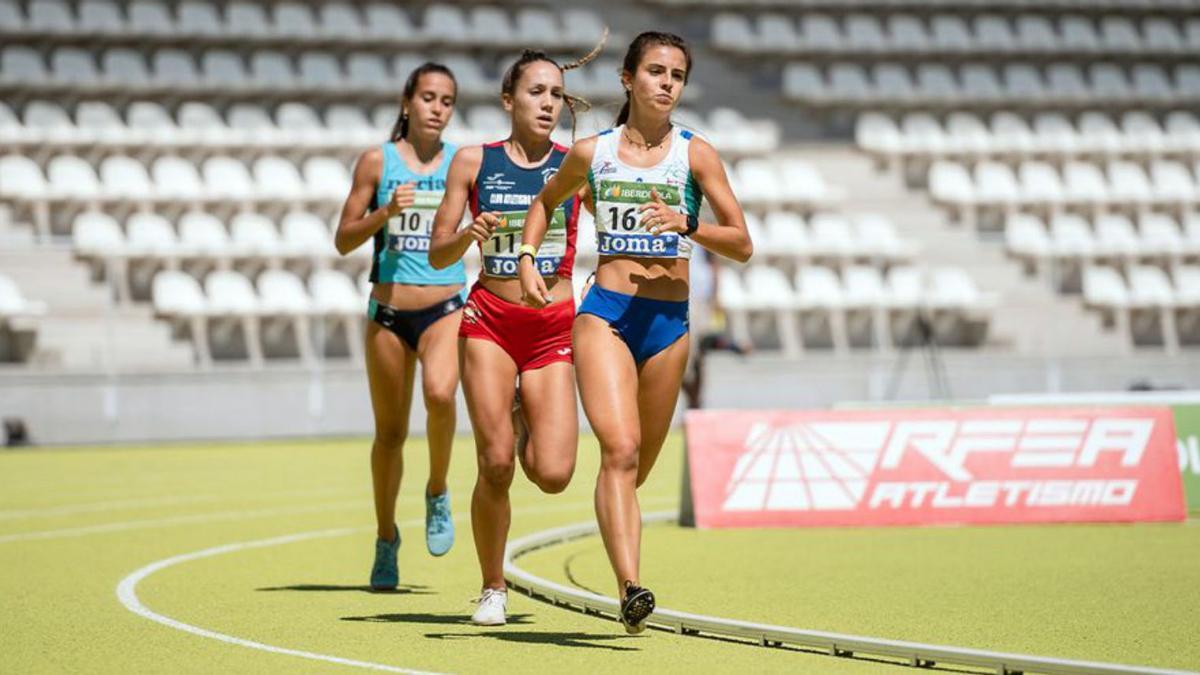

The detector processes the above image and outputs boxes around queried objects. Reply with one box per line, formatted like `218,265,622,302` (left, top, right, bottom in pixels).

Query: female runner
518,32,753,633
429,41,602,625
335,63,464,590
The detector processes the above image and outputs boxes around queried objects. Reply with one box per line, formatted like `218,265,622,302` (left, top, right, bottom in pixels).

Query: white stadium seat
152,155,205,200
0,155,48,200
202,156,255,200
179,210,235,260
72,210,125,260
48,155,103,200
99,155,154,200
256,268,315,362
252,155,305,199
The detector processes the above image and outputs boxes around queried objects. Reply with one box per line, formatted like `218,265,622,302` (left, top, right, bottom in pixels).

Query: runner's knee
372,425,408,454
423,379,457,411
478,448,515,489
600,437,640,475
532,464,573,494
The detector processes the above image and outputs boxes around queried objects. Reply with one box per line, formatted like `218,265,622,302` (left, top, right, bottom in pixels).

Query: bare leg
460,337,519,590
574,315,643,597
365,322,417,541
417,309,462,497
517,361,578,494
634,334,690,488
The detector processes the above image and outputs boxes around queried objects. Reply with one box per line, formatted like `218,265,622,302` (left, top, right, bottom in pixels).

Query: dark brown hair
500,29,607,140
615,31,692,126
390,62,457,141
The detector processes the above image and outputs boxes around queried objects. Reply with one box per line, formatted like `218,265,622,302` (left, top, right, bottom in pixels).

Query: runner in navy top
430,40,604,626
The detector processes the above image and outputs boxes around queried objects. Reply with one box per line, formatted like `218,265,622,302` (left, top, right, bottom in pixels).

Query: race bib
481,209,567,278
594,179,684,258
386,190,441,253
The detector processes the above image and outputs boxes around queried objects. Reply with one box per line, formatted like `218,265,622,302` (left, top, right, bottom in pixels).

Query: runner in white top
516,31,753,634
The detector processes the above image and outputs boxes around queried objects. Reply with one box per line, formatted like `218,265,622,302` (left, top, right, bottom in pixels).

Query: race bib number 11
481,210,568,278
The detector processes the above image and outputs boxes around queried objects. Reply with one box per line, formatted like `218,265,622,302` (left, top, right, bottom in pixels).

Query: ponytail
615,97,631,127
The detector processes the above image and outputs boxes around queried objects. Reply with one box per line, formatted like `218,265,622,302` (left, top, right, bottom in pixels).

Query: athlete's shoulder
447,144,485,176
567,134,601,153
353,144,387,180
685,131,720,163
452,144,486,162
357,143,387,162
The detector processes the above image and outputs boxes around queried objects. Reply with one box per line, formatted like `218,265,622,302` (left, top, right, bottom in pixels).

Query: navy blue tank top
468,141,579,279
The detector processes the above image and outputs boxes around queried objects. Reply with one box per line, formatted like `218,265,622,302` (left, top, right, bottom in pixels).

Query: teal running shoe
370,525,399,590
425,490,454,556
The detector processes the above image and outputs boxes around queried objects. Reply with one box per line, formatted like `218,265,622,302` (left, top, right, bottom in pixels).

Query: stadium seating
8,0,1189,365
0,273,45,362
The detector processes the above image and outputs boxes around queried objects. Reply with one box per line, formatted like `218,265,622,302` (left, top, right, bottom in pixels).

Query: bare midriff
479,273,572,306
370,282,464,310
595,256,690,302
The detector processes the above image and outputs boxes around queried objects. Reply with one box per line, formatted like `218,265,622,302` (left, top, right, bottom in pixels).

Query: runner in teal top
370,138,465,287
334,62,464,592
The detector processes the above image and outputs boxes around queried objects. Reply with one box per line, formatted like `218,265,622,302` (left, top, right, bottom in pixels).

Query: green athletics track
1,434,1196,673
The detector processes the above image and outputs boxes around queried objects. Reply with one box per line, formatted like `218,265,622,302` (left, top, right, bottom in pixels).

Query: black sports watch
684,214,700,237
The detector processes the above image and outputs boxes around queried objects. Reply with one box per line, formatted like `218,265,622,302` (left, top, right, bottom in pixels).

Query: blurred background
1,0,1199,445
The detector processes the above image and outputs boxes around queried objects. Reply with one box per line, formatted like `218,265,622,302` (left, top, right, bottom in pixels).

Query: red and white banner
683,407,1185,528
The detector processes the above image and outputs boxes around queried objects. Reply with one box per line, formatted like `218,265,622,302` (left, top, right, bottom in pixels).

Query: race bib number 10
387,191,442,253
481,210,568,278
594,180,684,258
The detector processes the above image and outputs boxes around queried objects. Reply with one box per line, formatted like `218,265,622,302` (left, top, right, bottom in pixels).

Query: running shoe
471,587,508,626
370,526,400,590
425,489,454,556
619,581,655,634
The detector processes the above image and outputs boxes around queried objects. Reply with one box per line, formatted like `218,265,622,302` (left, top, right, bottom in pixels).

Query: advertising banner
682,407,1185,528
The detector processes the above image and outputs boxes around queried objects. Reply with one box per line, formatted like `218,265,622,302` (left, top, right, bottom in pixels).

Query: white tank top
587,124,702,261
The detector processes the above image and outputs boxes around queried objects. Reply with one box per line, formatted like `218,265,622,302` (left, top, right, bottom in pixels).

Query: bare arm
517,138,596,307
578,182,595,216
640,137,754,263
334,148,412,256
429,147,498,269
520,138,595,250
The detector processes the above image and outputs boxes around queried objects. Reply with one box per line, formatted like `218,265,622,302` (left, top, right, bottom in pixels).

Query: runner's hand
465,212,501,243
639,189,686,235
386,182,416,217
518,257,551,309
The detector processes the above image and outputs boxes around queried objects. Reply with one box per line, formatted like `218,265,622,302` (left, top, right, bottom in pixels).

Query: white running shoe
471,588,508,626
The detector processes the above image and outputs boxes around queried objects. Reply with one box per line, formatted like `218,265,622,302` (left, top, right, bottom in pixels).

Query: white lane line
0,487,357,521
116,524,439,675
0,500,363,544
116,497,676,673
505,513,1198,675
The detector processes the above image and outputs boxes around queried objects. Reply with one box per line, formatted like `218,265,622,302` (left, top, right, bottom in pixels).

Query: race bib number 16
594,180,684,258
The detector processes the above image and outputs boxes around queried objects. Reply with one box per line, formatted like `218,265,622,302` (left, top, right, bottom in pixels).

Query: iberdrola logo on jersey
600,180,680,205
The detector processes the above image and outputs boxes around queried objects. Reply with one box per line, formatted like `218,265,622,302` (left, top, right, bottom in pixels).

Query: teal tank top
369,141,466,286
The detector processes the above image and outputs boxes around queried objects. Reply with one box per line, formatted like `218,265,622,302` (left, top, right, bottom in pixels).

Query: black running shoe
619,581,655,634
